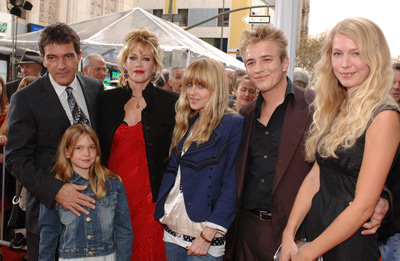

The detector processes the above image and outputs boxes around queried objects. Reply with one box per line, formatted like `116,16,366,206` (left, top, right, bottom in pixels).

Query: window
153,9,163,18
217,8,229,27
178,9,188,26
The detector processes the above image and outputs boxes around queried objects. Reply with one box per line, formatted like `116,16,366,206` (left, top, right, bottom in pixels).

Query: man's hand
55,183,96,216
0,135,7,146
362,197,388,235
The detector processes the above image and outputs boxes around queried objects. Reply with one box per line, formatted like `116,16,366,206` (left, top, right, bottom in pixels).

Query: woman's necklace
132,94,142,108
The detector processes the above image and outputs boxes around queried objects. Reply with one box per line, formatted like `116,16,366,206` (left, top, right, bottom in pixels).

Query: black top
5,78,22,101
305,105,400,260
241,80,295,211
98,83,178,201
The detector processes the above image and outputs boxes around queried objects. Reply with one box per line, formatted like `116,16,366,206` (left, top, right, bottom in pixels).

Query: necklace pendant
136,104,140,108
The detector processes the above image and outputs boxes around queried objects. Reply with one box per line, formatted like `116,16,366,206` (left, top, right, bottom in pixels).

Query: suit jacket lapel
272,88,311,195
236,101,256,200
41,73,71,126
77,74,97,129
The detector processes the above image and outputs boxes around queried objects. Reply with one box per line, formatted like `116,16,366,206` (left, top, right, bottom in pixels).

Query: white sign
242,15,270,24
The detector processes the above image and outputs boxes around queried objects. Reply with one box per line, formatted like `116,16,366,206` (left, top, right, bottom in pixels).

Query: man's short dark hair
38,22,81,56
393,62,400,71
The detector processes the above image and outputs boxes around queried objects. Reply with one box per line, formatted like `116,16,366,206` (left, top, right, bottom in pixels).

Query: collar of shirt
49,73,79,97
70,171,89,185
255,76,295,118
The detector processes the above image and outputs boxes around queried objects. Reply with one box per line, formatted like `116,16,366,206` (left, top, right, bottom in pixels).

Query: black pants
26,231,39,261
235,208,275,261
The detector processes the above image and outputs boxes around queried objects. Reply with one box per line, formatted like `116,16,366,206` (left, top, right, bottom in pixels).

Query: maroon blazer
232,85,314,252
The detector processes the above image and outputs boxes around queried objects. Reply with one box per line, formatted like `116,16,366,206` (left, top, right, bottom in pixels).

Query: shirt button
87,235,95,239
149,142,153,146
146,126,150,130
261,179,265,183
85,217,92,222
264,155,268,159
265,131,270,135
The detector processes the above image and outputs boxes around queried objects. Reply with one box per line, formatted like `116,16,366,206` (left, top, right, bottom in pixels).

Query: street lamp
7,0,34,80
8,0,33,18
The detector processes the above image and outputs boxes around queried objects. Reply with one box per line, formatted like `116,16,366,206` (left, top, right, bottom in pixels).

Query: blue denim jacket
39,172,133,260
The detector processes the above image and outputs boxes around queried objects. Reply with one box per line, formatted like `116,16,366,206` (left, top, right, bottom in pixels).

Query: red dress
108,122,166,261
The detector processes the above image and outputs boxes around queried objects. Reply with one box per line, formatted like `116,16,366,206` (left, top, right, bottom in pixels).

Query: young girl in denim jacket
39,124,133,260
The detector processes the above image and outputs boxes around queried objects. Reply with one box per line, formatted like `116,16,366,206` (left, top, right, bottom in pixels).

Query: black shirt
242,80,295,212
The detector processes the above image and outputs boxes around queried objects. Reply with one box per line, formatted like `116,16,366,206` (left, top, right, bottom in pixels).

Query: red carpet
1,246,26,261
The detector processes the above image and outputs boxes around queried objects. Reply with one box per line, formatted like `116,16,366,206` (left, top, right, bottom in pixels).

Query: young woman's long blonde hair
306,17,397,161
53,124,121,200
169,58,234,154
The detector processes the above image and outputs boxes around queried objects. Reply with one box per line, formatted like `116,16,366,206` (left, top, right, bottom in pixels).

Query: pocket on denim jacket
97,194,117,236
58,207,77,226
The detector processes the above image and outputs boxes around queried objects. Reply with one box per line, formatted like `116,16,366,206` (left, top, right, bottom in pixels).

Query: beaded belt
164,226,225,246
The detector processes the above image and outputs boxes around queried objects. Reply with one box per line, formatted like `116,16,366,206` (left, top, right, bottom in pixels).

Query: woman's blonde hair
0,76,9,116
169,58,234,153
53,124,121,200
17,76,38,91
306,17,397,161
117,27,163,82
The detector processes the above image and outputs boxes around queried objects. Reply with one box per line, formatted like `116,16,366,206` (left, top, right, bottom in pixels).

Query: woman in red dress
98,27,178,260
0,76,9,241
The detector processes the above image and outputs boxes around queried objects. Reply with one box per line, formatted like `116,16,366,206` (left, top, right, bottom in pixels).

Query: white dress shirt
49,74,91,125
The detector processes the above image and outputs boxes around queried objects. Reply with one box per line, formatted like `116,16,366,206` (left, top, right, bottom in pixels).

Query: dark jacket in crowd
98,83,178,201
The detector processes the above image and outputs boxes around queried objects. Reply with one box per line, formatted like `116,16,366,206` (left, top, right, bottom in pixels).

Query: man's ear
40,55,47,68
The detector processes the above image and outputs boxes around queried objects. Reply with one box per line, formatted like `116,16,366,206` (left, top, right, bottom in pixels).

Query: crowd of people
0,16,398,261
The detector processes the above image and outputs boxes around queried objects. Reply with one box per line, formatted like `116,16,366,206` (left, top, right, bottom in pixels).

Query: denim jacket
39,172,133,260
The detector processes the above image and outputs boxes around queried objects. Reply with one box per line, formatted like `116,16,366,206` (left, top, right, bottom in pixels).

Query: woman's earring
151,72,156,82
124,69,129,80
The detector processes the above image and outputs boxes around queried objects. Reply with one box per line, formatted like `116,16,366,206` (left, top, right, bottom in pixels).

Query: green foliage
295,33,326,85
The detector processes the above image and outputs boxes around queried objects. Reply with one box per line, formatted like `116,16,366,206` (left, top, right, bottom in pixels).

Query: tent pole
11,15,17,81
219,0,225,51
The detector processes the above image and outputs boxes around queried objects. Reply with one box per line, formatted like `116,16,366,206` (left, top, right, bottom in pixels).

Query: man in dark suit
5,23,103,260
6,50,43,100
227,25,389,261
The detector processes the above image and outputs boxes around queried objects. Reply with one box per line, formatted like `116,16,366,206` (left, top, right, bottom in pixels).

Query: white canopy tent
0,8,244,71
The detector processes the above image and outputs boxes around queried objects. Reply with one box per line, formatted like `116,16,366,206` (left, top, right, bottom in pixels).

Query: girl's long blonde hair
306,17,397,161
169,58,234,154
53,124,121,200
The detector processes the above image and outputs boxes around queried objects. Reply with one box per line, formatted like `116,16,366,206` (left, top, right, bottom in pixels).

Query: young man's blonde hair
239,25,288,62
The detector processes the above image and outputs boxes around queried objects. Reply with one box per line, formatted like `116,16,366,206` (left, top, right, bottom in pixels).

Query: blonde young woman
154,58,244,260
280,18,400,261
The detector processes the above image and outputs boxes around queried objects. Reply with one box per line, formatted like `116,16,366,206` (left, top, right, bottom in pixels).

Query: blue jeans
164,242,222,261
380,233,400,261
